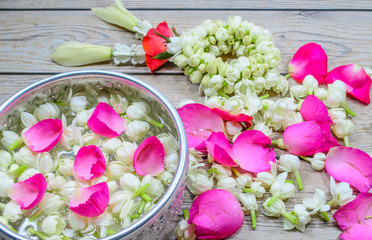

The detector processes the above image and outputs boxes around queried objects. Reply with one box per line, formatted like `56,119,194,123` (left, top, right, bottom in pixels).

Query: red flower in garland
142,21,177,73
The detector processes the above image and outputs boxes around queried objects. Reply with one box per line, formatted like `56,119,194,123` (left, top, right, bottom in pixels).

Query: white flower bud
106,161,129,180
263,198,285,217
304,152,326,171
238,193,257,211
270,172,295,200
0,150,13,169
141,175,165,198
20,112,37,128
60,126,83,150
157,133,179,154
76,109,94,127
173,54,189,68
115,141,137,165
41,212,66,236
329,108,346,121
165,150,179,173
125,120,150,142
94,211,115,227
18,168,40,182
82,132,102,146
187,54,201,68
175,219,196,240
225,121,242,138
109,191,132,216
60,181,79,202
126,102,149,120
13,146,37,166
332,119,354,138
302,75,318,93
215,27,230,42
38,193,65,216
70,95,87,113
183,45,194,58
217,176,239,195
303,189,330,214
119,197,136,221
236,173,253,189
290,85,308,99
253,122,273,138
160,171,174,184
35,152,56,174
278,154,300,173
1,131,19,149
101,138,122,154
120,173,140,192
187,168,213,196
210,163,232,181
58,157,74,176
67,211,89,231
190,70,203,84
329,177,356,207
0,171,14,197
110,94,129,114
45,173,66,191
283,204,311,232
314,88,328,101
256,163,277,188
34,103,59,120
250,182,266,198
3,201,22,222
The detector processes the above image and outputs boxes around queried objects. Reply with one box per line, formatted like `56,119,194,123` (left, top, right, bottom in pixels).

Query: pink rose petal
325,146,372,192
325,64,372,104
204,132,237,167
177,103,224,148
211,108,253,127
315,122,340,153
69,182,109,217
334,193,372,240
233,130,276,173
73,145,106,180
188,189,244,239
8,173,47,210
283,121,323,156
288,43,328,83
23,118,63,153
300,95,333,125
133,136,165,176
87,102,126,138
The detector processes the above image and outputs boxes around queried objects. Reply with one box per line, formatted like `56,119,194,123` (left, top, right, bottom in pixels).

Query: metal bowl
0,70,188,240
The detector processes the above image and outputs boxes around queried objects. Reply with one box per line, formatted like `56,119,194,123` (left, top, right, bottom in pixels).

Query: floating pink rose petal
177,103,224,148
325,146,372,192
23,118,63,153
300,95,333,125
211,108,253,127
325,64,372,104
87,102,126,138
8,173,47,210
69,182,109,217
283,121,323,156
133,136,165,176
233,130,276,173
188,189,244,239
204,132,237,167
334,193,372,240
73,145,106,180
288,43,328,83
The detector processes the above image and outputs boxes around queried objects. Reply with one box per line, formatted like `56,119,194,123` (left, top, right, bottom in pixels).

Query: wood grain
0,0,371,10
1,10,372,73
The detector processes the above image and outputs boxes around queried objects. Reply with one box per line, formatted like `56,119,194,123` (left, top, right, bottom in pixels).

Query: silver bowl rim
0,70,188,240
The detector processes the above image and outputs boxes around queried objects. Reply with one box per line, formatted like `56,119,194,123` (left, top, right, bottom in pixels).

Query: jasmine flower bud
209,45,220,56
302,75,318,94
82,132,101,146
101,138,122,154
267,172,295,206
20,112,37,128
41,212,66,236
106,161,129,180
225,121,243,138
3,201,22,222
202,19,218,35
0,150,13,169
60,126,83,151
157,133,179,154
115,141,137,165
209,163,232,181
173,54,189,68
60,181,79,202
160,171,174,184
76,108,94,127
215,27,230,42
303,189,330,215
187,54,201,68
253,122,273,138
126,102,149,120
183,45,195,58
242,35,252,45
175,219,196,240
190,70,203,84
18,168,40,182
110,94,129,114
58,157,74,176
0,171,14,197
125,120,150,142
13,146,37,166
236,173,253,189
217,176,239,195
94,211,115,228
329,177,356,207
34,103,59,120
283,204,311,232
109,191,132,216
314,88,328,100
187,168,213,196
67,211,89,231
35,152,56,174
165,150,179,173
70,95,87,113
262,198,285,217
46,173,66,192
38,193,65,216
331,119,354,145
301,153,326,171
278,154,302,190
216,58,227,77
329,108,346,121
141,175,165,198
1,131,19,149
225,67,240,84
290,85,308,99
120,173,140,192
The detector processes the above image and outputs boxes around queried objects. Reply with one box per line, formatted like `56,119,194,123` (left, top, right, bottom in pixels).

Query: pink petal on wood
300,95,333,125
23,118,63,153
177,103,224,148
133,136,165,176
87,102,126,138
325,64,372,104
69,182,109,217
188,189,244,239
204,132,236,167
211,108,253,127
8,173,47,209
233,130,276,173
339,224,372,240
73,145,106,180
315,121,340,153
325,146,372,192
283,121,323,156
288,43,328,83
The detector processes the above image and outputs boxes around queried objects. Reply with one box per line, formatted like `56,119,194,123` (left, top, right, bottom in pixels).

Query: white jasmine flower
58,157,74,176
175,219,196,240
290,85,308,99
1,131,19,149
76,109,94,127
325,80,347,108
329,177,356,207
202,19,218,35
109,191,132,216
113,43,145,65
215,27,230,42
67,211,89,231
262,198,286,217
303,189,330,214
173,54,189,68
70,95,87,113
110,94,129,114
0,171,14,198
302,75,318,94
314,88,328,101
3,201,22,222
239,92,263,116
268,172,295,206
270,98,297,124
120,173,140,192
253,122,273,138
38,193,65,216
281,112,303,130
101,138,122,154
165,150,179,173
133,20,152,39
41,212,66,236
160,171,174,184
249,182,266,198
141,175,165,199
82,132,102,146
283,204,311,232
60,181,79,202
115,141,137,165
272,75,289,96
13,146,37,166
236,173,253,189
225,121,243,138
45,173,66,192
278,154,302,190
301,152,326,171
256,41,275,54
106,161,129,180
119,197,136,221
125,120,150,141
329,108,346,121
60,126,83,150
331,119,354,139
18,168,40,182
20,112,37,128
0,150,13,169
35,152,56,174
157,133,179,154
189,70,203,84
238,193,257,212
210,163,232,181
187,168,213,196
34,103,59,120
94,211,115,227
217,176,239,195
256,162,277,188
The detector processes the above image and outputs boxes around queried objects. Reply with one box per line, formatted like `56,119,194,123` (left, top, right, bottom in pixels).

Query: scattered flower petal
300,95,333,125
73,145,107,180
69,182,109,217
8,173,47,210
204,132,236,167
87,102,126,138
188,189,244,239
325,146,372,192
23,119,63,153
211,108,252,126
288,43,328,83
133,136,165,176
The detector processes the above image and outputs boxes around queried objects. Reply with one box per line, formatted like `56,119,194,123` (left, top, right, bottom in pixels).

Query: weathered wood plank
0,0,371,10
1,10,372,74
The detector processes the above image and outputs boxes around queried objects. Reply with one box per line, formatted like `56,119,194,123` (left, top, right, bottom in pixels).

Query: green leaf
153,30,171,43
172,25,180,37
153,51,174,60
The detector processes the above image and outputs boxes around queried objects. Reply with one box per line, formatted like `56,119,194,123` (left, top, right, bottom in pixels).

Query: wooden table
1,1,372,239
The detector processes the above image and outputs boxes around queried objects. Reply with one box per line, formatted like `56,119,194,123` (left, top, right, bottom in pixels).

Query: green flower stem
137,200,146,215
294,171,303,190
9,138,24,151
344,136,350,147
207,168,218,175
0,203,5,210
243,188,254,194
10,164,28,179
107,230,117,235
231,167,241,177
218,89,229,99
270,140,279,146
130,213,140,220
365,216,372,219
145,116,164,128
29,209,42,221
132,183,150,198
267,193,280,207
28,228,47,240
327,199,338,207
183,209,190,221
93,231,100,238
341,102,356,117
281,209,297,225
285,180,294,184
250,209,256,229
321,211,330,222
62,237,72,240
262,104,269,110
259,93,270,100
300,155,312,162
284,73,291,79
308,89,313,95
140,192,152,202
